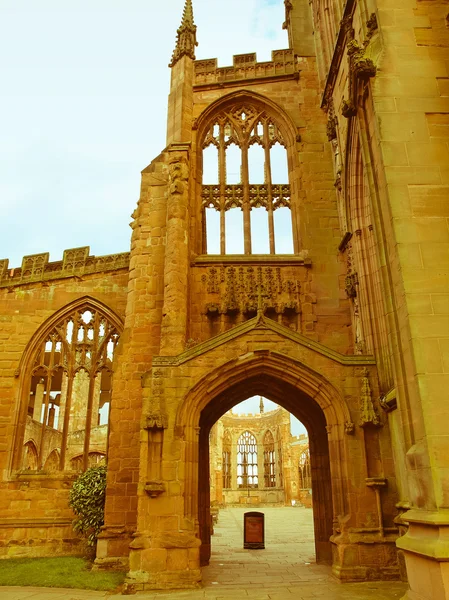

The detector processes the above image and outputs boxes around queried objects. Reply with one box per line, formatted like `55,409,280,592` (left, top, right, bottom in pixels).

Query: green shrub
69,465,107,546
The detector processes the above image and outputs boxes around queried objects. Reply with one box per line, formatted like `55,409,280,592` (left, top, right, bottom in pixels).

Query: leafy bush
69,465,107,546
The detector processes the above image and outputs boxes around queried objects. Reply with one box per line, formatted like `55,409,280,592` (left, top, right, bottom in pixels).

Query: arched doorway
196,370,335,567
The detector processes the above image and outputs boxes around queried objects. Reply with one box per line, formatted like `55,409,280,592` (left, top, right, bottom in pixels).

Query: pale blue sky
0,0,288,267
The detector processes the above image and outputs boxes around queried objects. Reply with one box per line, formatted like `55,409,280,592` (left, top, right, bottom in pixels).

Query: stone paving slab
0,507,408,600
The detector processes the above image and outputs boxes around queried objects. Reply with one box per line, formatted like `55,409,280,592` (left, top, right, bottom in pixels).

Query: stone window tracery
263,430,276,488
237,431,258,488
222,430,232,489
201,102,293,255
19,304,120,473
299,448,311,489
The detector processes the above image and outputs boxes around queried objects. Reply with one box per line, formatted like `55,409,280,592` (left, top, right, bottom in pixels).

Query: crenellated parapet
0,246,130,288
194,49,297,87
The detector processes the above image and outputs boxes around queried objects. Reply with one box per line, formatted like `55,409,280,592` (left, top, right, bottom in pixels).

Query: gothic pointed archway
175,350,351,572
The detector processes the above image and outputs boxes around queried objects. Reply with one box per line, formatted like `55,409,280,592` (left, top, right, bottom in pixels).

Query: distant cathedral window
299,448,311,489
263,430,276,488
202,103,294,255
237,431,258,488
19,304,120,473
222,431,232,489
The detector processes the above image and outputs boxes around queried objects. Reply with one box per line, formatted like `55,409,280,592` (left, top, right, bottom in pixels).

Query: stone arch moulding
176,349,353,429
195,89,299,150
175,349,353,566
10,295,124,473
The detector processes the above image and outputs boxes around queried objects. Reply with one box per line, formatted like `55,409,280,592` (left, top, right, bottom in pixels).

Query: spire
169,0,198,68
259,397,264,414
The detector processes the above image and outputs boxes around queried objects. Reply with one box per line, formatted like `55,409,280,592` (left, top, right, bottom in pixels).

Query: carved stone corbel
342,39,377,119
345,421,355,434
144,481,165,498
379,388,397,413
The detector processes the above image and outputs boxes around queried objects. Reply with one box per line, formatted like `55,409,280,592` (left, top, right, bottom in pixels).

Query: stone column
160,144,191,356
33,380,45,422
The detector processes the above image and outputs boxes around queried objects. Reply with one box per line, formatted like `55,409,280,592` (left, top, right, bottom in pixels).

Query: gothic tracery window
237,431,258,488
299,448,311,489
202,103,293,255
222,430,232,489
263,430,276,488
19,304,120,473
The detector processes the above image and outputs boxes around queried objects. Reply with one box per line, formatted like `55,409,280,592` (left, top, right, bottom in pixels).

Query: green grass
0,556,126,591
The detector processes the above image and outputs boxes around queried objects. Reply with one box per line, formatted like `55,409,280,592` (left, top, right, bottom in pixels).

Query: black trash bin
243,511,265,549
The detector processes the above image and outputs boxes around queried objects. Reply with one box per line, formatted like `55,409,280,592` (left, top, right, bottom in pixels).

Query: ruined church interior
1,1,449,599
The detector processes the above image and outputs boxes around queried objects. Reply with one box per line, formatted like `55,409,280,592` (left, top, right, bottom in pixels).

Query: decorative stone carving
0,249,130,289
345,421,355,434
326,117,337,141
282,0,293,31
202,265,301,317
359,368,380,427
342,98,357,118
169,0,198,68
366,13,378,39
144,369,168,430
62,246,89,273
342,39,377,119
345,273,358,298
21,253,49,280
144,481,165,498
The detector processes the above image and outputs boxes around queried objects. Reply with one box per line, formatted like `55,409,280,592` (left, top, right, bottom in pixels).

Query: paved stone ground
0,507,408,599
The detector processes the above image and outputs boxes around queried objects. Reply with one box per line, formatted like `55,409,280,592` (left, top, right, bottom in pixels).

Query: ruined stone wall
310,0,449,595
0,249,128,557
209,407,292,506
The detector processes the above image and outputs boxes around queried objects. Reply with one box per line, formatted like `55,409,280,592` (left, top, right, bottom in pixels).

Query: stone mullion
241,142,252,254
219,125,226,254
37,344,55,469
82,372,96,471
263,124,276,254
58,373,73,470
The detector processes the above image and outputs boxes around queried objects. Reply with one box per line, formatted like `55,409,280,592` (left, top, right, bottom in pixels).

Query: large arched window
237,431,258,488
16,301,121,473
222,430,232,489
201,102,293,255
299,448,311,489
263,430,276,488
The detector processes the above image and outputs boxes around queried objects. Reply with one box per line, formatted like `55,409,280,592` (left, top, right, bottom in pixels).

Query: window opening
299,448,311,489
222,431,232,489
274,207,294,254
225,208,244,254
201,103,292,255
263,430,276,488
248,143,265,184
21,305,120,473
237,431,258,488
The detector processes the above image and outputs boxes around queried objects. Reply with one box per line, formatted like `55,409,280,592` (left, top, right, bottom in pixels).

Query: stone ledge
192,253,311,266
0,518,72,528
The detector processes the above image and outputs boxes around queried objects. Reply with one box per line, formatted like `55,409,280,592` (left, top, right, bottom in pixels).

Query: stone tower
95,0,400,590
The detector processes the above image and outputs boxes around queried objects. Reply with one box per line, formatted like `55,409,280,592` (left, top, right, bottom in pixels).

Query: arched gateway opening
198,374,333,567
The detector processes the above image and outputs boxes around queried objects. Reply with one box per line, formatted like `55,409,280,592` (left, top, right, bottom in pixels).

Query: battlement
291,434,308,442
0,247,130,288
226,407,280,418
194,49,296,86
